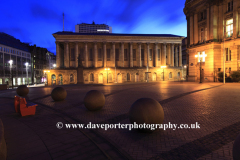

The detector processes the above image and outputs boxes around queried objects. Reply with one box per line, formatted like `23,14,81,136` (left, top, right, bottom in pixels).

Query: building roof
0,32,30,52
53,31,183,38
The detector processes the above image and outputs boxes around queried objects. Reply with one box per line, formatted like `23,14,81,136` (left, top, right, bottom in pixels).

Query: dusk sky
0,0,187,55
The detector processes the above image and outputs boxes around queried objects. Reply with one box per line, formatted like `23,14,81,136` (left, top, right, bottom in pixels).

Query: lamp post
9,60,13,89
105,68,110,83
53,64,56,69
161,66,166,81
195,53,207,83
25,62,30,86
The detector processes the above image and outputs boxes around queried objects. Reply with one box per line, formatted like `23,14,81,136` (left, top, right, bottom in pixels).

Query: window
124,49,128,61
79,48,84,61
0,47,1,51
169,72,172,78
201,28,204,42
70,74,74,82
225,48,231,61
3,48,5,52
127,73,130,81
228,1,233,12
89,49,93,61
115,49,119,61
133,49,136,61
34,65,35,68
229,67,231,73
98,49,102,61
218,68,221,71
226,19,233,38
158,49,160,61
8,49,9,53
108,73,112,82
149,49,152,61
107,49,111,61
89,73,94,82
141,49,144,61
71,48,75,61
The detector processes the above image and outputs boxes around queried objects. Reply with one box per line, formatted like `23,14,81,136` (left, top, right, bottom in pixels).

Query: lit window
225,48,231,61
149,49,152,61
226,19,233,38
89,73,94,82
34,65,35,68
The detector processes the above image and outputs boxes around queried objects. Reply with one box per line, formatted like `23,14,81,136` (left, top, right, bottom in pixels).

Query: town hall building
46,32,184,85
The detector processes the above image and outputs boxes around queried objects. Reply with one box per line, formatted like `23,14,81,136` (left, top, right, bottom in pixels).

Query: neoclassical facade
184,0,240,82
47,32,185,85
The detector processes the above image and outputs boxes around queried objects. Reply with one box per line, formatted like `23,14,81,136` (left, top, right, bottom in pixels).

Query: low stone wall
0,119,7,160
0,85,7,90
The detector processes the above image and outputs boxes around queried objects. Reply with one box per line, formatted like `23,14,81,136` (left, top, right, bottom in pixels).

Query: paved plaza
0,82,240,160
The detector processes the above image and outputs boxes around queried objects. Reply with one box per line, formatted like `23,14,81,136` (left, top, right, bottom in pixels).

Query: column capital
163,43,166,46
155,42,158,45
121,42,124,45
137,43,142,45
55,41,60,44
112,42,115,45
103,42,107,45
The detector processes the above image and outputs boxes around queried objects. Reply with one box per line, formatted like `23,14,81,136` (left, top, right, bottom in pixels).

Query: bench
14,96,37,117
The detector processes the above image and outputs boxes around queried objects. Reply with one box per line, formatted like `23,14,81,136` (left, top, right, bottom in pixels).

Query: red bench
14,96,37,116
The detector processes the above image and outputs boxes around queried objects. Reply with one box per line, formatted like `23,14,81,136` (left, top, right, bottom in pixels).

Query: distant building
0,32,32,86
46,51,56,70
46,32,184,85
75,22,112,33
184,0,240,82
29,45,47,84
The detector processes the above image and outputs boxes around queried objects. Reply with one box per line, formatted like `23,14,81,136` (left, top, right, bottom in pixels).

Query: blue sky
0,0,187,55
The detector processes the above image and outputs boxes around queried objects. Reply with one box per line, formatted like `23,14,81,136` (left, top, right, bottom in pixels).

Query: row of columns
56,42,182,68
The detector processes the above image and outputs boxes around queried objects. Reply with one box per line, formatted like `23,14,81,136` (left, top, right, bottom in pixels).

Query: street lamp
53,64,56,69
161,66,166,81
105,68,110,83
25,62,31,86
195,53,207,83
9,60,13,89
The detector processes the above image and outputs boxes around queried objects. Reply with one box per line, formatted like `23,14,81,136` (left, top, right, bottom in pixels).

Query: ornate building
47,32,184,85
184,0,240,82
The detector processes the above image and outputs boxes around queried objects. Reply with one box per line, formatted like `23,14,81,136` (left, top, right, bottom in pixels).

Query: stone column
56,42,60,68
103,42,107,67
171,44,174,67
75,42,78,68
64,42,69,68
190,15,194,45
167,44,171,65
147,43,149,69
121,42,124,67
194,13,199,44
94,42,97,67
155,43,158,67
179,44,182,67
112,43,115,67
175,45,178,67
138,43,142,67
84,42,88,67
130,43,133,67
233,1,239,38
161,43,166,66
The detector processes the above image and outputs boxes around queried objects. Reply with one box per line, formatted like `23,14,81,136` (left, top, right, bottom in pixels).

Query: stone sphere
16,85,29,97
233,134,240,160
51,87,67,101
84,90,105,111
129,98,164,132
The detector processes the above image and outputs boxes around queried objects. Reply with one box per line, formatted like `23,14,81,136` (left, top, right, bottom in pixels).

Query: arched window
169,72,172,78
89,73,94,82
58,74,63,85
108,73,112,82
70,74,74,83
51,74,56,85
127,73,130,81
